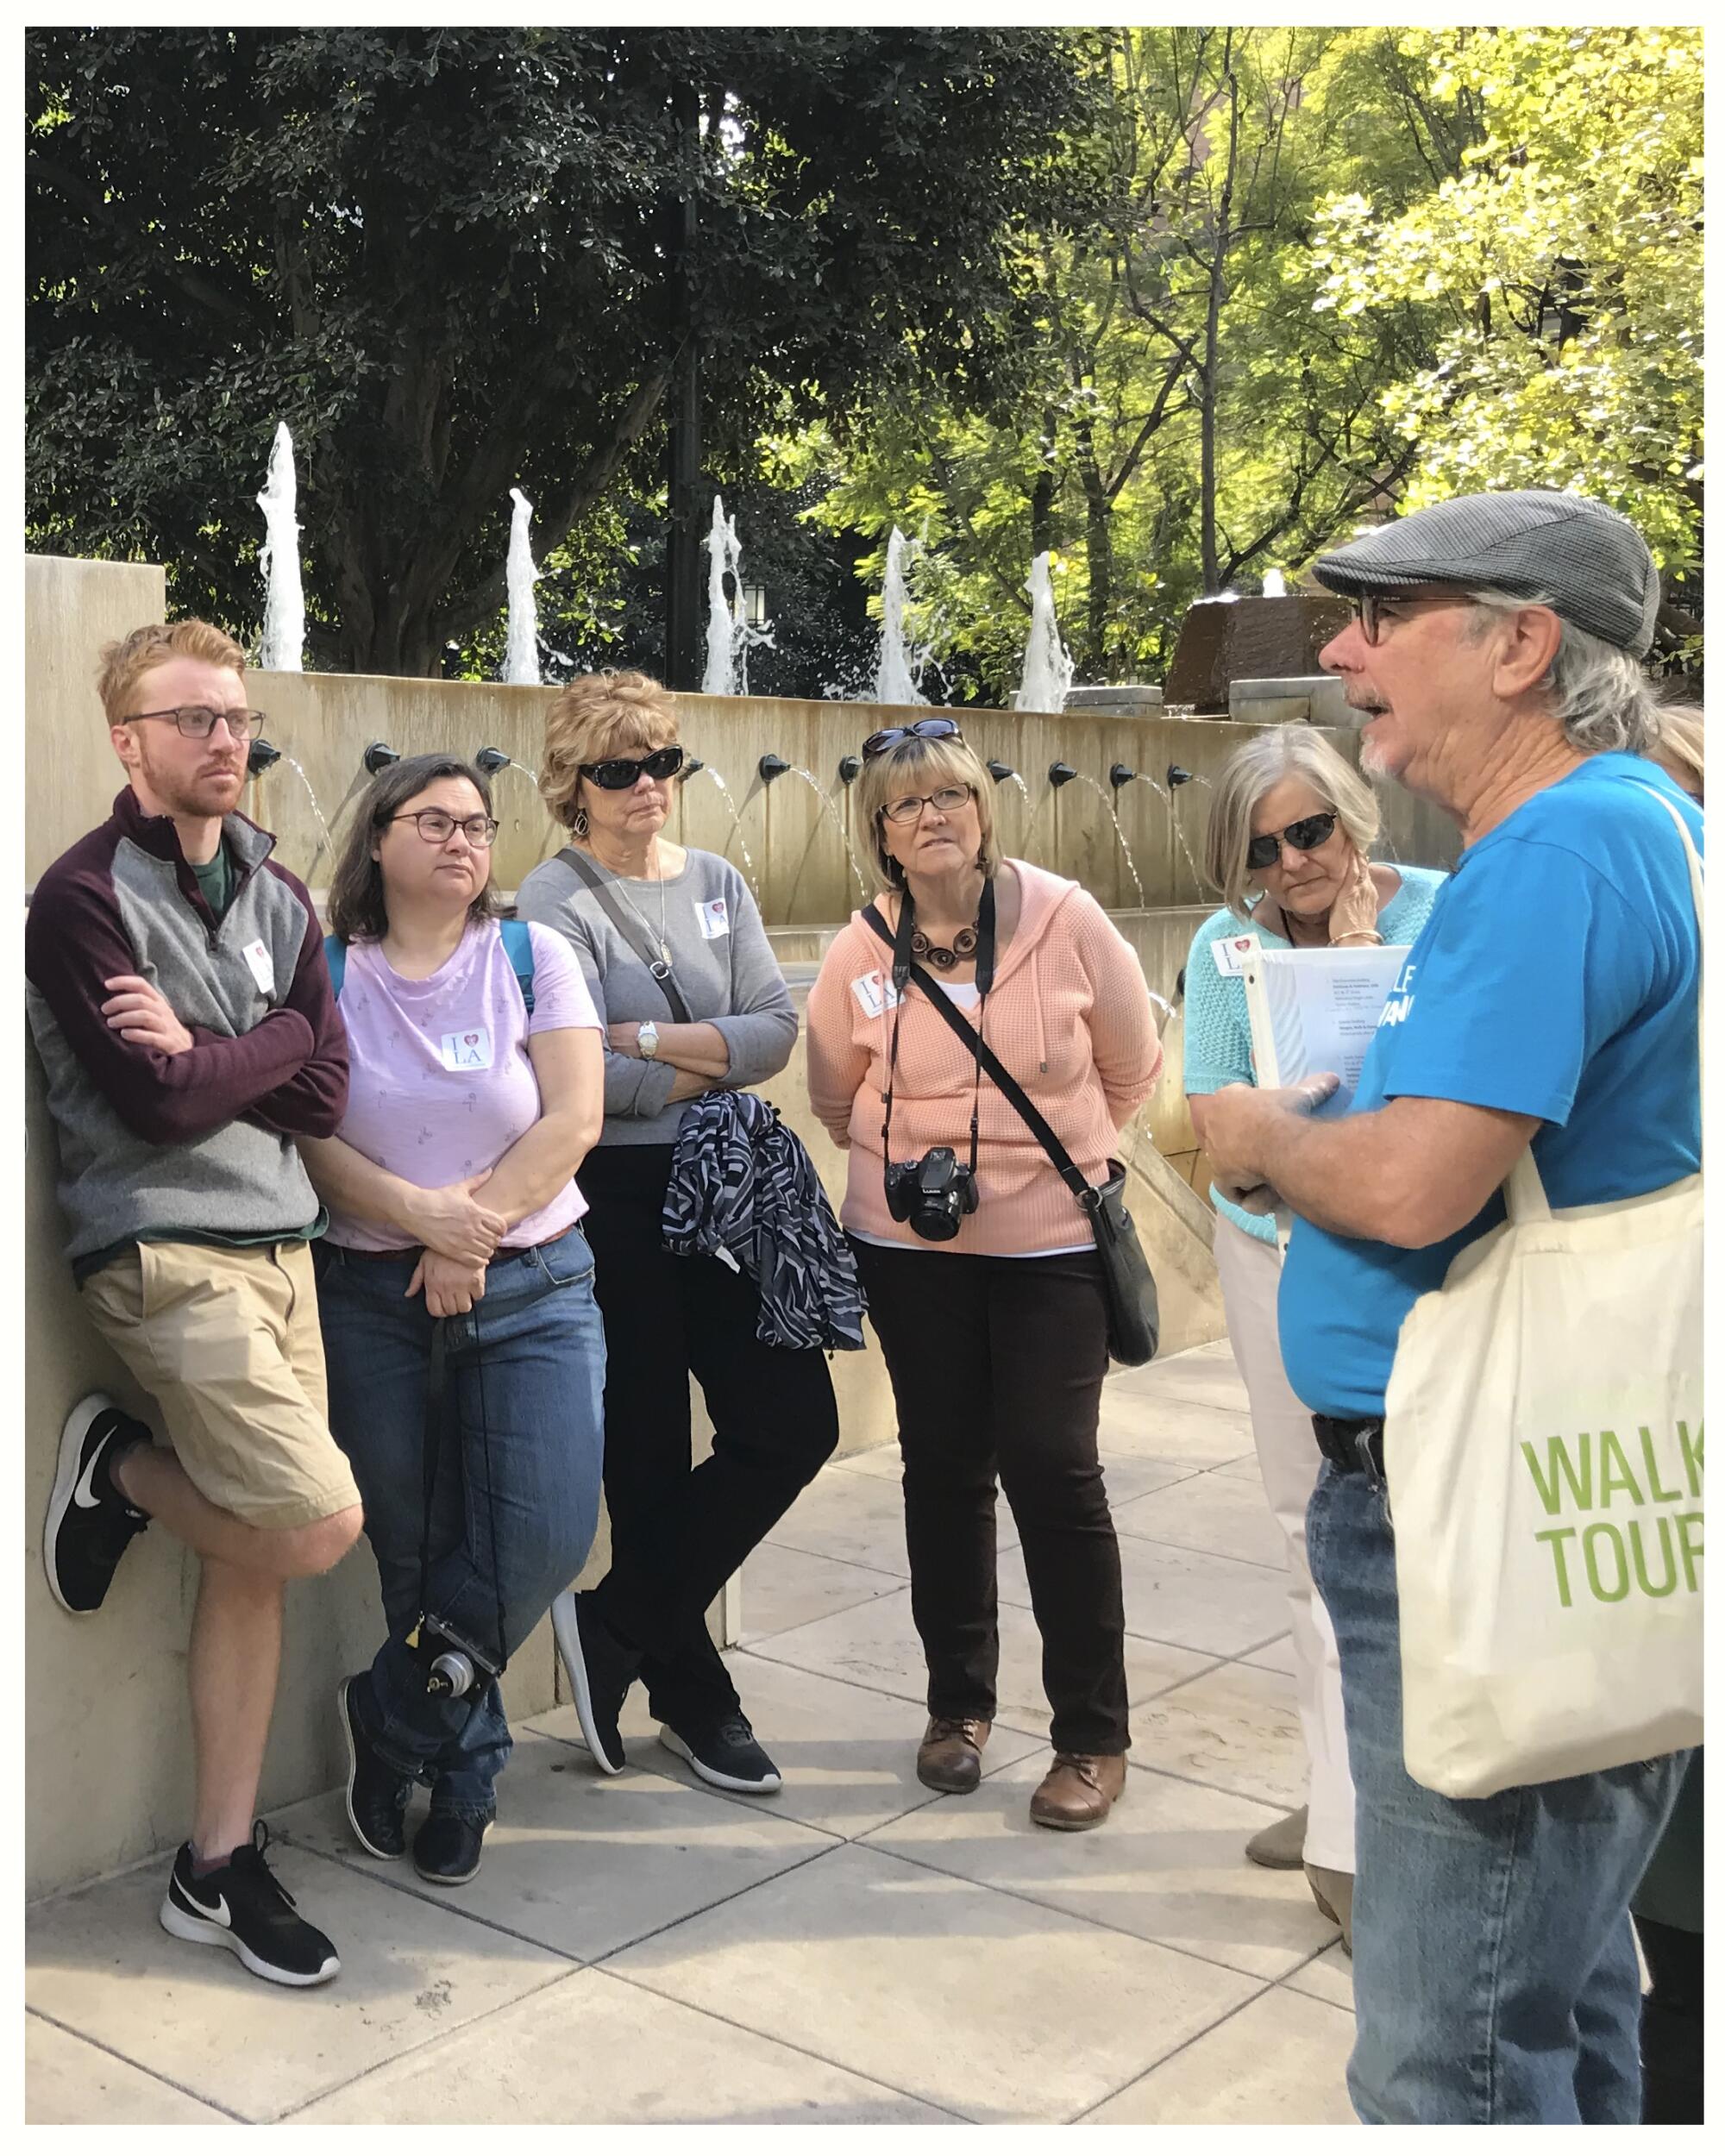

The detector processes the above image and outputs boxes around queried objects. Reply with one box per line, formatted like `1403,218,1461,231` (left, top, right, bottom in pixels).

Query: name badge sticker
696,897,731,940
1211,934,1258,978
242,938,276,996
441,1027,493,1071
850,969,901,1020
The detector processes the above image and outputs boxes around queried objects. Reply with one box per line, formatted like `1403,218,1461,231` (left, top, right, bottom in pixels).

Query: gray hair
1464,586,1661,755
1203,726,1381,921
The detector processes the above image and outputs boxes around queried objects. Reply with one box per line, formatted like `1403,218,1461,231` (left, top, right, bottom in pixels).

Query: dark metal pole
663,83,701,689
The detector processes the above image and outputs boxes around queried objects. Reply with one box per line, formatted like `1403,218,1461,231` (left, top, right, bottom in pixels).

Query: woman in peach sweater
806,720,1161,1829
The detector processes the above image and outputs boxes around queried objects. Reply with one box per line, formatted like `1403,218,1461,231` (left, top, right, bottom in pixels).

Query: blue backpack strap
323,932,347,1000
500,917,536,1015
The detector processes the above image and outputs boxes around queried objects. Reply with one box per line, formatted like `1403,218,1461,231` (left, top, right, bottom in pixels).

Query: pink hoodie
806,860,1163,1257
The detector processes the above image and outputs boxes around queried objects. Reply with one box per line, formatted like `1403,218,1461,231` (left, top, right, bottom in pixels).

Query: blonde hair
1203,726,1381,920
1651,700,1703,804
97,619,247,726
854,731,1001,891
539,670,681,831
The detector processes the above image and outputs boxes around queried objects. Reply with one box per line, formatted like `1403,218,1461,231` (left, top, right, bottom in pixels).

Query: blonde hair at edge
1651,701,1704,804
1203,727,1381,922
855,732,1003,891
539,669,681,832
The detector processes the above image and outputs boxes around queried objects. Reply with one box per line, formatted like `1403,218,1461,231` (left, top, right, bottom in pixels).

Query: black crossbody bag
862,903,1159,1367
557,846,696,1025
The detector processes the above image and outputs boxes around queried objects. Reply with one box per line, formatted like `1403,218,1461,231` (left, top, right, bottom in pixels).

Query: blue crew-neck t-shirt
1279,753,1703,1422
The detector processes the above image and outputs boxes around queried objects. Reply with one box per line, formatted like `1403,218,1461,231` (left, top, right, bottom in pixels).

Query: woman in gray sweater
515,671,837,1797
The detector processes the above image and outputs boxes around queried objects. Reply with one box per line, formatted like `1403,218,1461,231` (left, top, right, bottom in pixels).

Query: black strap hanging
869,880,996,1181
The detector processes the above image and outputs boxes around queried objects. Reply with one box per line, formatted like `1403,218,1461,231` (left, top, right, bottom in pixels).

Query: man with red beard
28,619,359,1987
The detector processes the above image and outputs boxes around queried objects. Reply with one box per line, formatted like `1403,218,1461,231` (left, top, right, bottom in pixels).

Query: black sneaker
550,1589,637,1776
159,1823,340,1987
337,1676,409,1860
44,1394,149,1615
413,1813,487,1886
660,1713,782,1794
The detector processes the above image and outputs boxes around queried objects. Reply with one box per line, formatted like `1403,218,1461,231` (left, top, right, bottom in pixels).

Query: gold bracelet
1333,930,1383,945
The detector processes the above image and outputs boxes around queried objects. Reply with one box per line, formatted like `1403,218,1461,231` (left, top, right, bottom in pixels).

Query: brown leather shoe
1029,1751,1127,1830
1305,1863,1354,1956
916,1715,991,1793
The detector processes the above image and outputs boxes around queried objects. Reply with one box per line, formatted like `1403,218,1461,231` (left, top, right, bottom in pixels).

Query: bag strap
499,916,536,1016
323,932,346,1000
1507,783,1704,1222
557,846,693,1025
862,903,1101,1217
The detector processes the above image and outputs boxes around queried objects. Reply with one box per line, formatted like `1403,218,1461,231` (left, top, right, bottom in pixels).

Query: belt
332,1224,575,1264
1312,1413,1387,1482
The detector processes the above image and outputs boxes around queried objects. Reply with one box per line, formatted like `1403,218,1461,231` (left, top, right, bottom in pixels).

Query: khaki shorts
78,1239,363,1531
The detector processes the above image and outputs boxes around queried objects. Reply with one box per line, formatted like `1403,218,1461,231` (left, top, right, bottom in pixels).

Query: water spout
1013,553,1075,714
758,753,790,784
1166,763,1193,789
837,754,862,787
247,738,282,777
1047,761,1077,788
503,489,541,686
681,756,706,780
256,422,305,673
474,746,511,775
702,495,774,697
873,528,927,707
986,759,1017,784
1108,763,1136,791
1264,569,1287,599
363,742,400,775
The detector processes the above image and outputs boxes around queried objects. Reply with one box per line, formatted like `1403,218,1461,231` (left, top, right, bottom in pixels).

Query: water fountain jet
502,489,540,686
1014,554,1075,715
256,423,305,674
873,529,927,707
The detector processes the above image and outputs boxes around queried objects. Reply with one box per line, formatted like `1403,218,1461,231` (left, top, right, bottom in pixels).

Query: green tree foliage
27,26,1091,674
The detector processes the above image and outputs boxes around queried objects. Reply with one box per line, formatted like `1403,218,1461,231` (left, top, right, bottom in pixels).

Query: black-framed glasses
389,809,499,847
1351,588,1470,646
881,783,975,827
861,718,963,760
129,705,262,743
1245,811,1339,873
579,745,685,790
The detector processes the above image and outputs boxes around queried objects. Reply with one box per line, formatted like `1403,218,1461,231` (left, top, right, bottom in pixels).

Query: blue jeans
314,1232,605,1821
1307,1463,1690,2123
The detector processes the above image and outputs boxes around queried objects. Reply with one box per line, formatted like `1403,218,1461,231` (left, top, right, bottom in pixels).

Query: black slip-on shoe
660,1713,782,1794
550,1589,636,1775
159,1824,339,1988
337,1675,410,1860
44,1394,149,1616
413,1813,487,1885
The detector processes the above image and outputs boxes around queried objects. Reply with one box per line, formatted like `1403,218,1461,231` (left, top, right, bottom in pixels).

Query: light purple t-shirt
327,918,602,1252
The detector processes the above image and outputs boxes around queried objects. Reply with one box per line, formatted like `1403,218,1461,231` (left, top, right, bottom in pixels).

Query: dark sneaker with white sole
660,1714,782,1794
337,1675,409,1860
159,1823,339,1987
413,1813,487,1885
550,1589,637,1775
44,1393,149,1615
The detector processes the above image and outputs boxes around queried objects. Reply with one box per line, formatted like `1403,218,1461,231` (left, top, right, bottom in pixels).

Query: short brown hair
853,730,1001,891
326,754,507,943
539,670,680,832
97,619,247,726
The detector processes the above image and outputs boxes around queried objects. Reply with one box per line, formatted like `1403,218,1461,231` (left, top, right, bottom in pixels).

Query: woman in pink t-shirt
300,754,605,1889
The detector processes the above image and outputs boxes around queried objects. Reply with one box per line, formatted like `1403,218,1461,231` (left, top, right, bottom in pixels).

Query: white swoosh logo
186,1883,232,1928
72,1446,107,1510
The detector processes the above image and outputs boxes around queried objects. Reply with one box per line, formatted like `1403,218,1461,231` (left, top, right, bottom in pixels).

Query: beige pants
1212,1212,1355,1873
79,1239,361,1531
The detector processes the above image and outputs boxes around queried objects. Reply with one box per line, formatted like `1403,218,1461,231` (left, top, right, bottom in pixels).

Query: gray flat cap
1314,489,1659,656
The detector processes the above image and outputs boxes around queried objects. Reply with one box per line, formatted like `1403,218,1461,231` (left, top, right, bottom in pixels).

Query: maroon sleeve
242,866,348,1138
25,849,319,1147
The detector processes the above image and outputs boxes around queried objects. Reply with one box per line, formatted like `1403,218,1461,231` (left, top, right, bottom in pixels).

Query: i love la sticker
1211,934,1259,978
440,1026,493,1070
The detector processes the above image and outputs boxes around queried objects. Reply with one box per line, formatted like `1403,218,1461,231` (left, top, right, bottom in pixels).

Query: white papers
1243,943,1410,1118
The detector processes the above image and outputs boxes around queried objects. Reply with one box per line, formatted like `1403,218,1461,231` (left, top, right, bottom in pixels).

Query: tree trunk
1199,39,1240,595
1073,415,1113,675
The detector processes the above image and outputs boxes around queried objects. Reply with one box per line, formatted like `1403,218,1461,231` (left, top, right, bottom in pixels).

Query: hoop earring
571,805,590,839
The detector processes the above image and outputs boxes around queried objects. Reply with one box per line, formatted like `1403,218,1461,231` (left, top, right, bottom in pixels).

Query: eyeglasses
579,745,685,790
881,784,975,827
389,809,499,846
861,718,963,760
1350,588,1469,646
1245,811,1339,873
129,705,262,743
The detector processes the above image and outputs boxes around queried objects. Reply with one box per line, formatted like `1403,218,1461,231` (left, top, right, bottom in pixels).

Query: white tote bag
1384,789,1703,1799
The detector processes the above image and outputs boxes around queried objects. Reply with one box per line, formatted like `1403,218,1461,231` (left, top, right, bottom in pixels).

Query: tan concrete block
763,1463,918,1575
1082,1983,1357,2124
998,1533,1289,1661
738,1541,907,1644
1128,1662,1308,1812
1108,1352,1252,1415
1096,1388,1253,1467
27,2012,230,2124
1113,1469,1289,1570
607,1841,1260,2122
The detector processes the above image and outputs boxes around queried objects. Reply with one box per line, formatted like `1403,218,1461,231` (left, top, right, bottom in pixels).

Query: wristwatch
637,1021,661,1059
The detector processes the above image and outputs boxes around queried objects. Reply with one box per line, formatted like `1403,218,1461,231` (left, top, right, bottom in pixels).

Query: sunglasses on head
1245,811,1339,873
579,745,685,790
860,718,963,761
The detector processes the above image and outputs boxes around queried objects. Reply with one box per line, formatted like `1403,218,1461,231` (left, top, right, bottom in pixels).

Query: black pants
579,1144,839,1730
851,1238,1129,1756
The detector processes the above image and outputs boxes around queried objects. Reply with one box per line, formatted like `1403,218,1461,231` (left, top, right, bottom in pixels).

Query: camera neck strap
866,880,996,1181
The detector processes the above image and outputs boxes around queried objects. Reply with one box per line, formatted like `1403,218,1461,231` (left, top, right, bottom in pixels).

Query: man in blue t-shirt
1198,490,1700,2126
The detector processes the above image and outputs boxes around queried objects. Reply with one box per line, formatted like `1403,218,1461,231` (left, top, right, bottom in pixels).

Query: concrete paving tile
606,1840,1260,2123
27,2012,231,2124
1240,1634,1298,1677
1173,1339,1242,1368
738,1541,904,1644
997,1534,1291,1659
1097,1451,1208,1506
1107,1355,1252,1415
1096,1389,1253,1467
1213,1451,1266,1483
292,1964,951,2123
825,1442,904,1482
24,1842,567,2122
1113,1469,1289,1570
1082,1984,1358,2124
866,1754,1337,1983
275,1727,834,1965
1282,1940,1355,2013
1130,1662,1309,1811
763,1465,919,1573
745,1586,1214,1744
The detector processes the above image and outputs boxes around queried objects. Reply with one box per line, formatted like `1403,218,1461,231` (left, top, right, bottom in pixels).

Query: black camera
883,1145,979,1242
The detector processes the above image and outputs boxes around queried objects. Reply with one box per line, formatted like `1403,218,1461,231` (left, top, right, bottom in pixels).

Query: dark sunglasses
579,745,685,790
1245,811,1339,873
860,718,963,761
